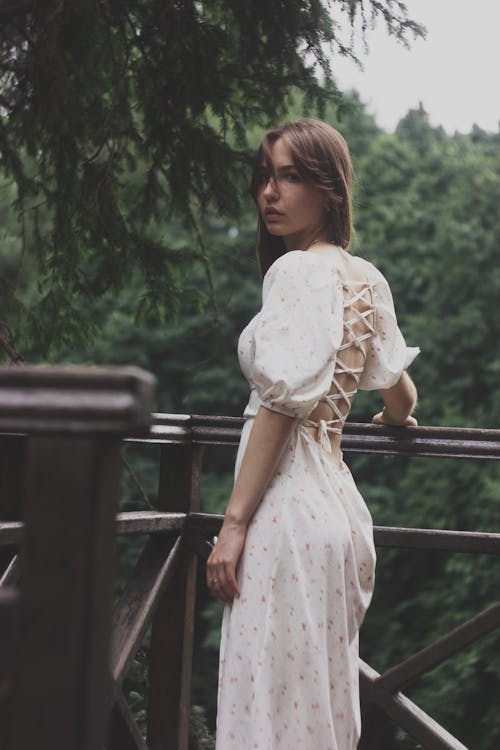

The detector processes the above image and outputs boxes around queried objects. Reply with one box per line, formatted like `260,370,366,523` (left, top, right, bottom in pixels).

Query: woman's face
255,137,328,251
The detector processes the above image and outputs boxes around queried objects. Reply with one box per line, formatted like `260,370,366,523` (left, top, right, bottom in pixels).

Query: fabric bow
317,419,333,454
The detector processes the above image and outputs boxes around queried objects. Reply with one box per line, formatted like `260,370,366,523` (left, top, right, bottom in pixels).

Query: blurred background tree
0,0,422,355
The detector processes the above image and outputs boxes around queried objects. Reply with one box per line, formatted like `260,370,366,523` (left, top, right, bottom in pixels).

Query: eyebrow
257,163,297,172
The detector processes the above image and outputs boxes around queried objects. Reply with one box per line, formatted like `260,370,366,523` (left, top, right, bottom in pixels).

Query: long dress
216,250,419,750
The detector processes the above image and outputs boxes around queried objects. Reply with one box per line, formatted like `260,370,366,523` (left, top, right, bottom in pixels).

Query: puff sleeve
358,263,420,391
250,251,344,419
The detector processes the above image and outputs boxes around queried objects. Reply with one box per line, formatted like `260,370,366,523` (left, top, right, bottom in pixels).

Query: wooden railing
1,367,500,749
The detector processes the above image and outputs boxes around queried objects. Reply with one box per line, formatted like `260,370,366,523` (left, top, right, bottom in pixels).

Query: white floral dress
216,250,419,750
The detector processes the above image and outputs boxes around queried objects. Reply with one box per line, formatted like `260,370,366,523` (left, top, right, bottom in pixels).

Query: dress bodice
237,250,419,452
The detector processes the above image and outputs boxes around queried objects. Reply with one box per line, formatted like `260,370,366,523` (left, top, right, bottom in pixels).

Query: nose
263,174,279,200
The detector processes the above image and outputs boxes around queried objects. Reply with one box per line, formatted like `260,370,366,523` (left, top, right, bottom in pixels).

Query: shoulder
265,250,332,277
263,251,341,299
264,250,341,287
349,253,384,281
350,254,393,294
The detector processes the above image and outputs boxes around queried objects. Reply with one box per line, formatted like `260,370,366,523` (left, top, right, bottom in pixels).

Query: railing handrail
6,412,500,458
125,413,500,460
3,511,500,558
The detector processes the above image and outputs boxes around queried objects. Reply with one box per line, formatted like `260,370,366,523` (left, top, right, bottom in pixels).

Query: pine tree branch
0,0,424,353
0,326,24,365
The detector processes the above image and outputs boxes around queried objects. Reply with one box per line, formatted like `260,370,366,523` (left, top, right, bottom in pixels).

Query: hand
372,410,418,427
206,518,247,604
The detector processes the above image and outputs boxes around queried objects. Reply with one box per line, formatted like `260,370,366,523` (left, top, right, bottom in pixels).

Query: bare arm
207,406,296,603
372,371,418,426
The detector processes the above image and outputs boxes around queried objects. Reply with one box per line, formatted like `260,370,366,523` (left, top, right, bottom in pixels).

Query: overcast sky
332,0,500,134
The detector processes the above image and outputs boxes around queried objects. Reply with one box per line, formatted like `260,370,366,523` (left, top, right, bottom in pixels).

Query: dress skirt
216,419,377,750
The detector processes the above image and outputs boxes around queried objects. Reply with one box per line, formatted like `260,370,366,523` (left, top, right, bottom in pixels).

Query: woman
207,118,419,749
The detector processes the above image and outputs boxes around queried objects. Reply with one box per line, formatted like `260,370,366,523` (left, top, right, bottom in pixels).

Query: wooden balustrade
1,379,499,749
0,366,156,750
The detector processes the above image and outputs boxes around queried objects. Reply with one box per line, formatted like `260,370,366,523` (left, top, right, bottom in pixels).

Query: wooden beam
116,511,186,536
1,365,155,750
373,526,500,555
0,512,186,547
186,512,223,541
360,660,468,750
0,435,25,580
0,586,20,747
110,534,183,690
108,691,149,750
377,602,500,693
9,436,122,750
129,414,500,461
0,365,155,435
147,444,203,750
0,435,25,520
0,553,20,587
0,522,22,546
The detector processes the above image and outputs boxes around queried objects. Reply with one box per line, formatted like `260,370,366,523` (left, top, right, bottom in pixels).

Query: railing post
147,441,204,750
0,434,25,519
359,701,395,748
0,365,155,750
0,433,25,748
0,434,25,570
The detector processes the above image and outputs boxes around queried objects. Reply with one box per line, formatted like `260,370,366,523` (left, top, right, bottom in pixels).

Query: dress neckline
295,250,373,288
265,250,374,292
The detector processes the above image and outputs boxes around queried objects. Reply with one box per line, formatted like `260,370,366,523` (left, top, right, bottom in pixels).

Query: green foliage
347,104,500,749
189,706,216,750
0,0,423,353
3,7,500,742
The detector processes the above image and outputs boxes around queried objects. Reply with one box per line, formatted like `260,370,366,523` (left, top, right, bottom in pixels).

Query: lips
264,208,284,220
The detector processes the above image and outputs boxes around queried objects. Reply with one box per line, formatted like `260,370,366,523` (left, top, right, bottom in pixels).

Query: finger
212,579,232,604
219,563,240,602
403,415,417,426
216,565,230,597
208,566,230,602
206,561,215,589
207,550,221,582
225,566,240,598
219,580,234,603
219,589,234,604
211,564,234,604
207,556,241,602
207,569,221,591
207,567,220,592
209,583,230,604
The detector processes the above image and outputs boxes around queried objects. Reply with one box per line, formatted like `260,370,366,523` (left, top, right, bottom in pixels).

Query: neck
308,240,343,252
283,227,330,252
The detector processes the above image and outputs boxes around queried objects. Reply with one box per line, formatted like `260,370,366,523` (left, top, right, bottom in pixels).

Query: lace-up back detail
238,249,419,449
303,279,375,448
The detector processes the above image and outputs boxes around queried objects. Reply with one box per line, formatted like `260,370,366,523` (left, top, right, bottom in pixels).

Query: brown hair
250,118,353,278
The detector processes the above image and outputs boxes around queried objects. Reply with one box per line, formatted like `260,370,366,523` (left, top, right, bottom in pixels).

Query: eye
256,172,269,185
284,172,301,182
